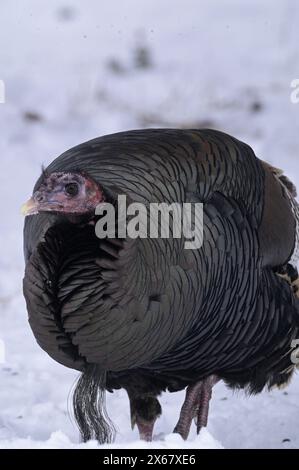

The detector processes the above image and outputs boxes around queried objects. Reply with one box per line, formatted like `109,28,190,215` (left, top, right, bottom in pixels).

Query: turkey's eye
64,182,79,197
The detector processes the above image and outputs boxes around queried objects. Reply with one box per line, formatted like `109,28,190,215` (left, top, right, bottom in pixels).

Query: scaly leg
174,375,218,440
127,391,162,441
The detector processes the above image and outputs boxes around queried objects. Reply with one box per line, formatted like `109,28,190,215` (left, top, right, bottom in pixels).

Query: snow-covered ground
0,0,299,449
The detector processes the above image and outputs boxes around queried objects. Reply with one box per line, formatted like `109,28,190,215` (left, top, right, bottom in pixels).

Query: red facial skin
22,172,104,218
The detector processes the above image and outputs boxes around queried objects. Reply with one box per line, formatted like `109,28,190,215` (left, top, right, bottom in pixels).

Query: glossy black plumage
23,129,299,440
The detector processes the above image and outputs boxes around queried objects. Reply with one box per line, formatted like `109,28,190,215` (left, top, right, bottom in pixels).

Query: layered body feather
23,129,299,394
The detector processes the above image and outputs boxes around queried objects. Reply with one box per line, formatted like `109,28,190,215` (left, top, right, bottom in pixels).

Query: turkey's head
21,171,104,217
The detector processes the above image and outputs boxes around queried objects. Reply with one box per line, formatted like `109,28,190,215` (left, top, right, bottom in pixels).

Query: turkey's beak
21,197,39,216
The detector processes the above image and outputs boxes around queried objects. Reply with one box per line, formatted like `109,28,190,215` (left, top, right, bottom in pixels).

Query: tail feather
73,364,115,444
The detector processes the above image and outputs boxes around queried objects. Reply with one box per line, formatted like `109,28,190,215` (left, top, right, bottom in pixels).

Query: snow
0,0,299,449
0,429,222,450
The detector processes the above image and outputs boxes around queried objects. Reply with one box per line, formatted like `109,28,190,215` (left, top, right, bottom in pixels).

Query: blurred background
0,0,298,448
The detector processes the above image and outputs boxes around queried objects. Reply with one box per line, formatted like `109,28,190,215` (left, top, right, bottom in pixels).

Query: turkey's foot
128,394,162,441
134,417,156,442
174,375,218,440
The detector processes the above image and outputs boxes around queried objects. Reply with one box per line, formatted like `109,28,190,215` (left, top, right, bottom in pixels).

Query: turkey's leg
174,375,218,440
127,392,162,441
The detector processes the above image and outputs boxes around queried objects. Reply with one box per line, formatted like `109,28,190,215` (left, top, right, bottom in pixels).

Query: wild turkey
22,128,299,444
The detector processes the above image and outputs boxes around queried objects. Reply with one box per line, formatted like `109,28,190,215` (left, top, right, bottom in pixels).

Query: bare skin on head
21,171,104,217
